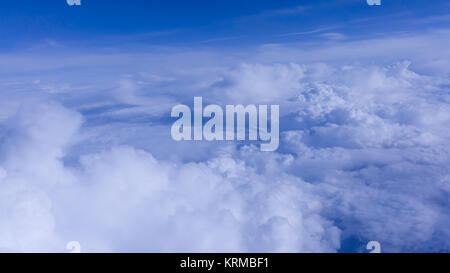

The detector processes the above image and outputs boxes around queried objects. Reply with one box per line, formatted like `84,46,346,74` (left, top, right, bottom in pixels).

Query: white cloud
0,29,449,252
0,102,340,252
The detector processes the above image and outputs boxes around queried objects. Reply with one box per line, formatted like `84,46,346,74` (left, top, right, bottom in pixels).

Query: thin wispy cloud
277,26,340,37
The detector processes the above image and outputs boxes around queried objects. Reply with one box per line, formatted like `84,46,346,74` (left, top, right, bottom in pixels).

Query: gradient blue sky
1,0,449,50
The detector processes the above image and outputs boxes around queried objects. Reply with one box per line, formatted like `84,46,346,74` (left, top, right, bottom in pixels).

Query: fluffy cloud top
0,31,449,252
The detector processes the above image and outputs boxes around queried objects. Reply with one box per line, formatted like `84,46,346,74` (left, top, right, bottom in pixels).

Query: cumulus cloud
0,101,340,253
0,30,449,252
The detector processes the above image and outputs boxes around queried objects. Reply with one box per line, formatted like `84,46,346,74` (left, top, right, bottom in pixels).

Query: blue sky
0,0,449,253
1,0,449,50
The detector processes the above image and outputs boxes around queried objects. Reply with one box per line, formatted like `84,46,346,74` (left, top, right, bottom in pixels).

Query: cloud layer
0,30,449,252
